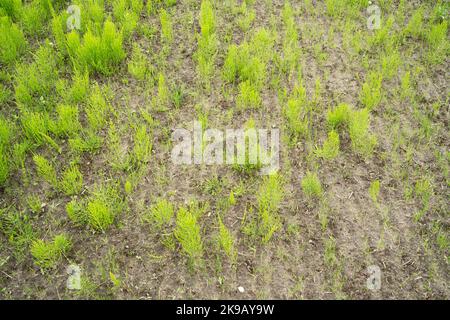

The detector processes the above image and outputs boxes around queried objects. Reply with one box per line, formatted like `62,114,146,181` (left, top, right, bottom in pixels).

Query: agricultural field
0,0,448,300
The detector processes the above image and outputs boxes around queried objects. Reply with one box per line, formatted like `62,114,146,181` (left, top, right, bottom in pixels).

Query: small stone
238,286,245,293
